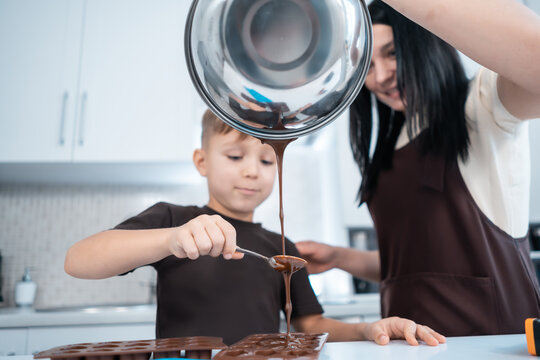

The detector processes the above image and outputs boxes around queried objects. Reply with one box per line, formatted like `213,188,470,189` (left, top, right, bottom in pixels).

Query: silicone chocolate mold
33,337,227,360
214,333,328,359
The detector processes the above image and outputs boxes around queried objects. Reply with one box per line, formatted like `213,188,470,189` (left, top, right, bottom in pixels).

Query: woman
297,0,540,336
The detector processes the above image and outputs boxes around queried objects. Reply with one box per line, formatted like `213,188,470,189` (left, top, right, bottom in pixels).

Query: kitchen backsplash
0,157,333,309
0,183,183,308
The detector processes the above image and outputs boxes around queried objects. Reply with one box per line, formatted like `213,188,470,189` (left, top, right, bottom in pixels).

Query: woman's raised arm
382,0,540,118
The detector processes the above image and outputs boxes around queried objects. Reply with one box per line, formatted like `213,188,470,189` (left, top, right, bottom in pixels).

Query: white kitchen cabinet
0,0,198,164
0,328,27,356
72,0,197,162
26,324,155,355
0,0,83,162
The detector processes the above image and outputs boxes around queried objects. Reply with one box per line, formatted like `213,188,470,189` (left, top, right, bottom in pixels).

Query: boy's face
194,130,276,222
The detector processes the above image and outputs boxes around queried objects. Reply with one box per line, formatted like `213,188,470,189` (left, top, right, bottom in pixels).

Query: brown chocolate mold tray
214,333,328,359
33,337,227,360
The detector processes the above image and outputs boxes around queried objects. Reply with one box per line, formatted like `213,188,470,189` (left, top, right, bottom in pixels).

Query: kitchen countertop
321,334,530,359
0,305,157,327
0,294,380,328
0,334,530,359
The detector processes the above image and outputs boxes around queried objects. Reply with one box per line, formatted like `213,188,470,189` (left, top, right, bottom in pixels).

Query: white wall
524,0,540,13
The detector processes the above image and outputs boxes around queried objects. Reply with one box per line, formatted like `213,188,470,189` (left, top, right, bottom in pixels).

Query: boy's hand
168,215,242,260
364,317,446,346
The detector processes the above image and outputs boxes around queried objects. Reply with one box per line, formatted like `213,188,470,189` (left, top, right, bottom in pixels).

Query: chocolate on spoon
270,255,307,274
235,247,307,273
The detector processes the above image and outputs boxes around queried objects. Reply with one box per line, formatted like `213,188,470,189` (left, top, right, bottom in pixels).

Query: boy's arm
65,214,240,279
292,314,445,345
65,228,174,279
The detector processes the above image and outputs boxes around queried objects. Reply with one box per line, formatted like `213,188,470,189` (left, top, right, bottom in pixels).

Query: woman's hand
365,317,446,346
295,240,339,274
168,214,243,260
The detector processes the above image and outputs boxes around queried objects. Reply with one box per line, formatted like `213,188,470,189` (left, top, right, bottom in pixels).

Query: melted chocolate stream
271,255,306,335
261,137,296,254
257,111,306,337
259,136,297,335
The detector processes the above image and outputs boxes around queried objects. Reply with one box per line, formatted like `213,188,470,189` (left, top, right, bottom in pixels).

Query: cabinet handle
78,92,88,146
59,92,69,145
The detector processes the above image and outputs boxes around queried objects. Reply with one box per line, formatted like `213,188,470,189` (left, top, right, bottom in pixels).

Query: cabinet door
73,0,198,162
0,328,27,355
27,324,155,355
0,0,83,162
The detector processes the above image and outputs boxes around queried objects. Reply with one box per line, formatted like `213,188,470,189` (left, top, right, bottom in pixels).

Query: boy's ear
193,148,207,176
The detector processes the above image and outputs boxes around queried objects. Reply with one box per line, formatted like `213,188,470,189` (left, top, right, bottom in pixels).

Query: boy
65,109,445,346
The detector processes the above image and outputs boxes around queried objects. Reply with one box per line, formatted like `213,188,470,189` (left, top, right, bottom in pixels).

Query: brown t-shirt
114,203,323,344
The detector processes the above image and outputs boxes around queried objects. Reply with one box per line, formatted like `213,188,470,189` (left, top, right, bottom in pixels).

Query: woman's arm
335,248,380,282
383,0,540,119
295,241,380,282
293,314,366,342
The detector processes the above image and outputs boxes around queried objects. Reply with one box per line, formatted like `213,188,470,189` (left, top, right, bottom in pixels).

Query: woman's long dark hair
350,0,470,203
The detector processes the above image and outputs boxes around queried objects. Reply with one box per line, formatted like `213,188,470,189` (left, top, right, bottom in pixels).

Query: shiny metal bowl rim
184,0,373,140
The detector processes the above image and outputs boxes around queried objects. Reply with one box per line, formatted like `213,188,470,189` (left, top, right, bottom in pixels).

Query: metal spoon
236,246,280,269
235,247,307,272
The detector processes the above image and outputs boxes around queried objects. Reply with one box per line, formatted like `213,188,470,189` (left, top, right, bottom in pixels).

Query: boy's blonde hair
201,109,249,148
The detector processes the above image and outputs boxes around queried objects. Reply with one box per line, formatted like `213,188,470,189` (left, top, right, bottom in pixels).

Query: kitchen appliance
0,250,3,303
349,227,379,294
529,223,540,289
530,223,540,251
185,0,373,139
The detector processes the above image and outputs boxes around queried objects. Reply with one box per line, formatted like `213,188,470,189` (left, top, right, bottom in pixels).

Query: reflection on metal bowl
185,0,372,139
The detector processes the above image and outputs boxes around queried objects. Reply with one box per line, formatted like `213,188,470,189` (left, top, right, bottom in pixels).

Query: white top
396,68,530,238
460,68,529,238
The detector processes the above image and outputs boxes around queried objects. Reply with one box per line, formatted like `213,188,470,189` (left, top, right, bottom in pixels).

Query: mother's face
364,24,405,112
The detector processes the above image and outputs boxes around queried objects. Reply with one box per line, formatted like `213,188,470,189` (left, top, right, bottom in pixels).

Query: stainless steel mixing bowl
185,0,372,139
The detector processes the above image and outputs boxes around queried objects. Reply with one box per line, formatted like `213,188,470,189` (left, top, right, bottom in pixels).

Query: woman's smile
385,87,400,99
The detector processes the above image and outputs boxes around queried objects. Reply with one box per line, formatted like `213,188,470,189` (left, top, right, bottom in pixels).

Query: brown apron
366,137,540,336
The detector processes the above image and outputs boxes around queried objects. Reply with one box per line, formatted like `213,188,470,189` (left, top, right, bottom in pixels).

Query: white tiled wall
0,183,198,308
